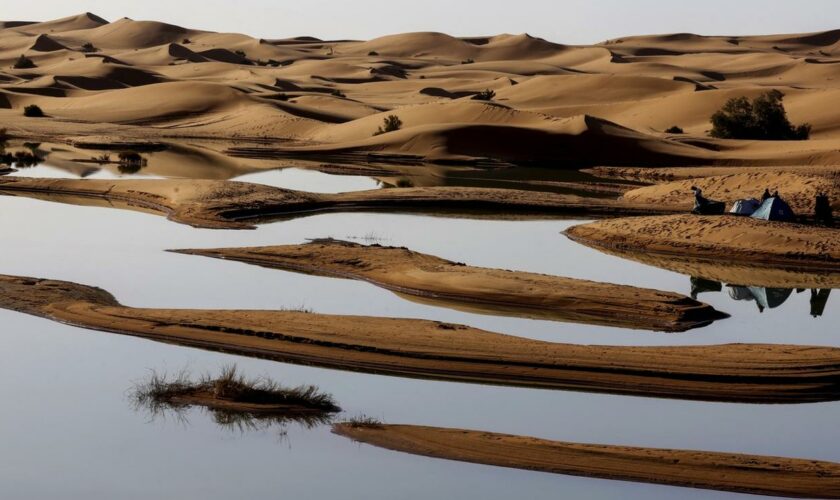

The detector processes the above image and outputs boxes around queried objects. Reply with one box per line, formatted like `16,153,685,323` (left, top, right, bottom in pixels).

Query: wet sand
176,239,726,332
334,424,840,499
3,274,840,403
566,215,840,271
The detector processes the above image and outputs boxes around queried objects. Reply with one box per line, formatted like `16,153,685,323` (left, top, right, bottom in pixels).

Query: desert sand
3,13,840,170
334,424,840,499
566,215,840,270
0,176,673,229
2,273,840,403
175,239,725,331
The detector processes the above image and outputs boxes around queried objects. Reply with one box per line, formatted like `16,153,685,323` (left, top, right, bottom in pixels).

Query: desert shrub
235,49,247,58
23,105,44,117
461,58,475,64
331,89,345,98
368,51,379,56
472,89,496,101
80,42,97,53
665,126,684,134
13,55,36,69
374,115,403,136
182,38,191,44
710,90,810,140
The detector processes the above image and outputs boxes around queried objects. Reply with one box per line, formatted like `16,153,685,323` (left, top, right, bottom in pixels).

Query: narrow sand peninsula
3,274,840,403
334,424,840,499
0,177,672,229
566,215,840,271
176,239,726,332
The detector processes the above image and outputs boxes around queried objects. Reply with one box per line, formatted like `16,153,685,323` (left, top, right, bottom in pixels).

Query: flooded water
0,153,838,499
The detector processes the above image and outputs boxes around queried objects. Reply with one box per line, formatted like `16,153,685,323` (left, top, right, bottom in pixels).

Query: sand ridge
0,176,675,229
334,424,840,499
175,239,726,332
2,274,840,404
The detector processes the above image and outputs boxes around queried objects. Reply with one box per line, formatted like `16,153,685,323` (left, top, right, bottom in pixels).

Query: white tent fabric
730,198,761,216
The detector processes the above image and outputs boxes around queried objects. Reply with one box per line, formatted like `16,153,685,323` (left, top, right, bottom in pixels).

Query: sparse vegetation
130,365,340,431
343,415,384,429
1,150,43,168
665,126,684,134
234,49,247,58
461,58,475,64
23,105,44,117
710,90,811,140
368,51,379,56
182,38,191,45
331,89,346,98
374,115,403,136
471,89,496,101
80,42,98,53
117,151,146,174
12,55,36,69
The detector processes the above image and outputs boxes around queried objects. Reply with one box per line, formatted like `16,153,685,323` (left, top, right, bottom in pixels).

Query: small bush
374,115,403,136
710,90,810,140
80,42,97,53
23,105,44,117
13,55,36,69
368,51,379,56
461,58,475,64
665,126,684,134
234,49,247,58
182,38,191,45
471,89,496,101
331,89,345,98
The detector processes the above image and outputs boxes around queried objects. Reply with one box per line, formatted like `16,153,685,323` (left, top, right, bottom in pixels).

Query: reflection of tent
730,198,761,216
727,286,793,312
690,277,722,299
751,197,795,222
810,289,832,318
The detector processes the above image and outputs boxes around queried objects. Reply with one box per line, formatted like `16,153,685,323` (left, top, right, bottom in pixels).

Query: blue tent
750,197,795,222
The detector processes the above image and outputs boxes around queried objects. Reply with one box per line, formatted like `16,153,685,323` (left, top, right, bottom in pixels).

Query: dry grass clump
342,415,384,429
131,365,340,431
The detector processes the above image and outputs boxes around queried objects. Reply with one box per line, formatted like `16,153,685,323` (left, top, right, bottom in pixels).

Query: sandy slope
566,215,840,270
334,424,840,499
3,13,840,166
620,171,840,213
2,273,840,403
0,177,675,229
175,239,725,332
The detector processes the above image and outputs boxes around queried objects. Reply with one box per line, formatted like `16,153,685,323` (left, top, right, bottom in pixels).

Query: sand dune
3,273,840,403
175,239,726,332
335,424,840,499
2,13,840,167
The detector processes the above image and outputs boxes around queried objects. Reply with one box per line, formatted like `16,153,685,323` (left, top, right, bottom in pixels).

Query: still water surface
0,165,837,499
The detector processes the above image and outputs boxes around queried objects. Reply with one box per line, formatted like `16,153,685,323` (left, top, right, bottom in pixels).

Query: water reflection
130,365,339,434
690,276,832,317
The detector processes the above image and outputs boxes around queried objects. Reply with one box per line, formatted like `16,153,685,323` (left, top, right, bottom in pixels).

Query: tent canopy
751,197,796,222
730,198,761,216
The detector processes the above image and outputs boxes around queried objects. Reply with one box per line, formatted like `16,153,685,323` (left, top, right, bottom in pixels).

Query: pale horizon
3,0,840,44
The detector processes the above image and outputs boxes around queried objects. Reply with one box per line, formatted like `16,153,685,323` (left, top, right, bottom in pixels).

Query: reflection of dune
580,245,840,290
335,424,840,499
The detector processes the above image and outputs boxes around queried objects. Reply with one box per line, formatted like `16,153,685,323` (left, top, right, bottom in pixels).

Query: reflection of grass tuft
130,365,340,432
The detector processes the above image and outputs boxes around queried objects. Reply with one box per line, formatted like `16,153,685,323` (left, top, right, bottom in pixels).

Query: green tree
710,90,810,140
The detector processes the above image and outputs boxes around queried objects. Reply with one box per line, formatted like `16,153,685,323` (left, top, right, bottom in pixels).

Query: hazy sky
5,0,840,43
